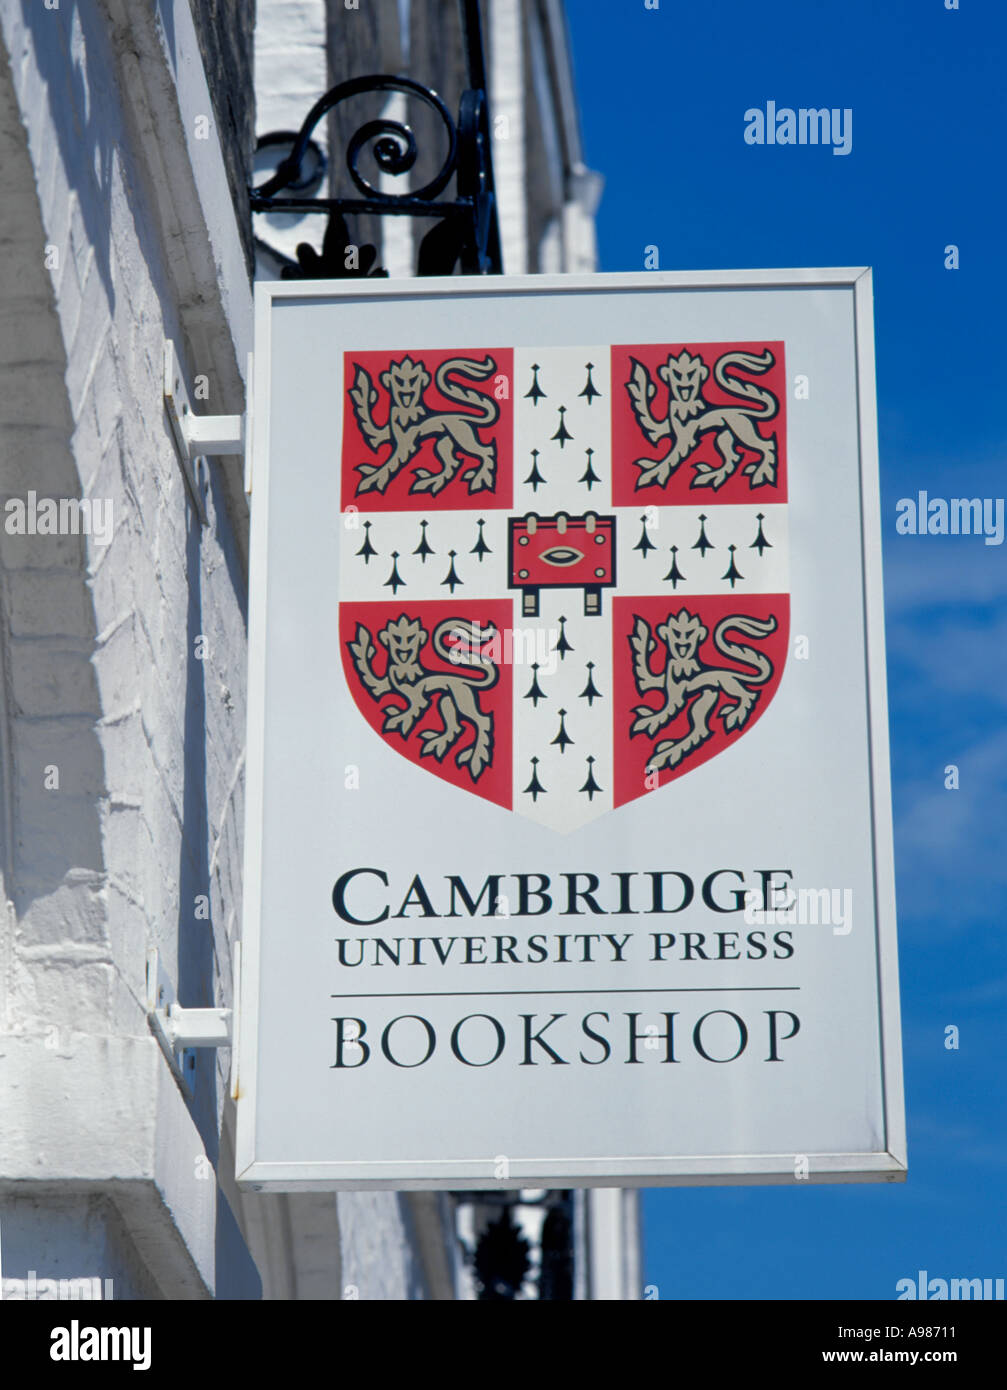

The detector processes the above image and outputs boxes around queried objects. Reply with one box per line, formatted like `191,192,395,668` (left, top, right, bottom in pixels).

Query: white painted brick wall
337,1193,429,1300
0,0,454,1300
0,0,254,1292
0,0,244,1060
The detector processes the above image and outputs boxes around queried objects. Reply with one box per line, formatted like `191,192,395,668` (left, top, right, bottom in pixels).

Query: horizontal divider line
328,986,800,999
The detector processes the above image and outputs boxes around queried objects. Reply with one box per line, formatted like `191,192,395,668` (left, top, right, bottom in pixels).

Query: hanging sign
236,270,905,1190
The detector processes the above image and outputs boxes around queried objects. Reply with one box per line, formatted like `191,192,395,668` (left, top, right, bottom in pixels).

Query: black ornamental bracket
454,1189,575,1300
250,0,502,278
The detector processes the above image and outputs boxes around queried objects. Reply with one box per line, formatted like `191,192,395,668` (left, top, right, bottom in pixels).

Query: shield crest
339,342,789,832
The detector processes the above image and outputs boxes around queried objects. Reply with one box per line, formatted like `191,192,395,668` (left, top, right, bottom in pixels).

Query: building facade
0,0,636,1300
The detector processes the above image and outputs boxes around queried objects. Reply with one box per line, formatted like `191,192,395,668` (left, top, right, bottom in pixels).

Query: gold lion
349,354,500,496
630,608,778,771
348,615,498,780
626,348,779,491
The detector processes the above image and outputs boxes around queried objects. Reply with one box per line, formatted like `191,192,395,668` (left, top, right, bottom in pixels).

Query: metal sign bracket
146,946,236,1096
163,340,245,523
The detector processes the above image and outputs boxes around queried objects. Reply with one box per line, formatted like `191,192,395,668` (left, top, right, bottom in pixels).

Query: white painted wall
587,1189,643,1300
490,0,528,275
0,0,255,1298
254,0,330,266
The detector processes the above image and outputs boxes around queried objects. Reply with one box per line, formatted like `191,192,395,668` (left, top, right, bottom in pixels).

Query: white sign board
236,270,905,1190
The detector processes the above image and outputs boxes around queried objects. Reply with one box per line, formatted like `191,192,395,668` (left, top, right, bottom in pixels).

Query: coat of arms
338,342,789,831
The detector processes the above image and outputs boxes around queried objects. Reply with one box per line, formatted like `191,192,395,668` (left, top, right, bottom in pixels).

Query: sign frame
235,269,905,1191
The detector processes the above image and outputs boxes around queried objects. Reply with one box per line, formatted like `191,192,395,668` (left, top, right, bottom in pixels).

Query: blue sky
566,0,1007,1298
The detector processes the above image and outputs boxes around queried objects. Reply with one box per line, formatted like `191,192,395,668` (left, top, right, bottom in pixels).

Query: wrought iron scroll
250,0,502,278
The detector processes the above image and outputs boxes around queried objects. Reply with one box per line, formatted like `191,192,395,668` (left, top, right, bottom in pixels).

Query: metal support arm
164,341,244,462
146,948,238,1096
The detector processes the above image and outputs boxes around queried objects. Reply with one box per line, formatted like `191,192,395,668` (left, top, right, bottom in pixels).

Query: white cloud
882,541,1007,617
893,728,1007,928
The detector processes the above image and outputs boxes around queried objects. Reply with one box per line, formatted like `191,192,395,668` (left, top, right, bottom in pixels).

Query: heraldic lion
630,608,778,771
625,348,779,491
349,354,500,497
348,614,498,781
